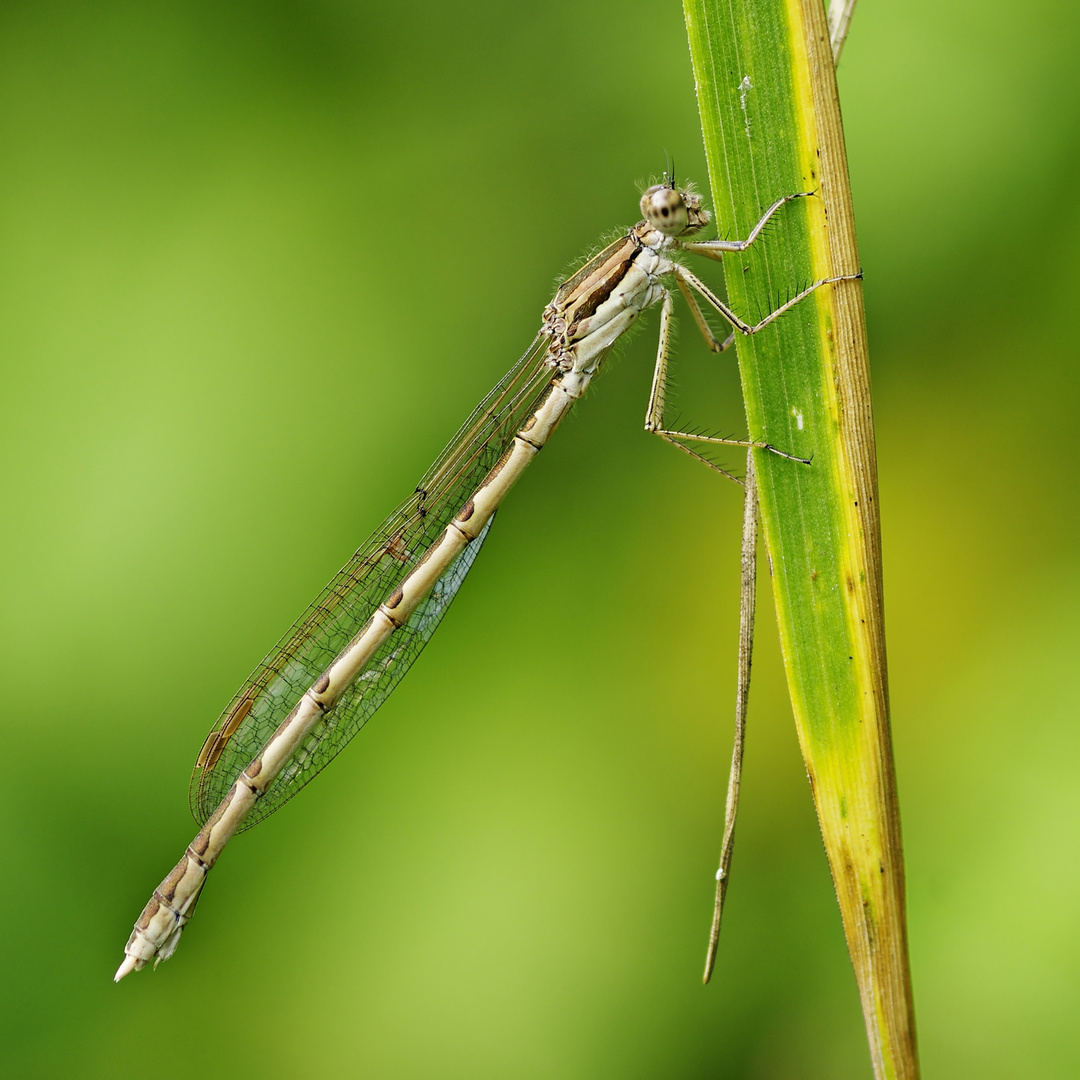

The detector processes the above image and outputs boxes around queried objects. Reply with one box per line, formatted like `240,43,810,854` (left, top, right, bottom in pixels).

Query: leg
656,427,811,465
681,191,814,260
676,277,737,354
672,263,862,338
703,447,757,984
644,287,676,431
644,289,744,484
644,286,810,469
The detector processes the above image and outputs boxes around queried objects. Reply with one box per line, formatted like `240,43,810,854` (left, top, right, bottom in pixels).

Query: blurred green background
1,0,1077,1075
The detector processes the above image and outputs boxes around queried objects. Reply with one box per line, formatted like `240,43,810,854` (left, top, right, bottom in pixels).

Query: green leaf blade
683,1,918,1077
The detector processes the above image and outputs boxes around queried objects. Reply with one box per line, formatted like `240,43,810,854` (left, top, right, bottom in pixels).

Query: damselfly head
640,184,711,238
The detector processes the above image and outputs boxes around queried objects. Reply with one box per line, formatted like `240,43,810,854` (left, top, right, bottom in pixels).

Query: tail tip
113,955,139,982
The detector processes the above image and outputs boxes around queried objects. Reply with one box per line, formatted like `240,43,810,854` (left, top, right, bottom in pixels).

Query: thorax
541,223,678,377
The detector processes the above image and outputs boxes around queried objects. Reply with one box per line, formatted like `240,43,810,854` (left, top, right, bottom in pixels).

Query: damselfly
115,180,858,981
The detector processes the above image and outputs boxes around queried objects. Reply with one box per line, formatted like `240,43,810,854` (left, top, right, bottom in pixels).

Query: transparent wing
190,335,554,828
240,516,493,828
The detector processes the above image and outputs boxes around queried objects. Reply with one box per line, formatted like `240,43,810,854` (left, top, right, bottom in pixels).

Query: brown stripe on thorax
555,236,640,327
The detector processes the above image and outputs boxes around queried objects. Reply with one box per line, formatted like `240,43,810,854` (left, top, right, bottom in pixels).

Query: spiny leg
672,263,863,338
656,266,861,459
675,277,736,355
703,447,757,984
645,287,676,429
648,269,861,462
681,191,814,260
644,288,744,484
643,289,810,466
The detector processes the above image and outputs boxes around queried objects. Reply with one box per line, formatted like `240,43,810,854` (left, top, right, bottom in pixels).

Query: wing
189,335,554,828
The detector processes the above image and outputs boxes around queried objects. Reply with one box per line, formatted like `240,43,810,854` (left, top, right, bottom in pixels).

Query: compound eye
640,185,689,236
